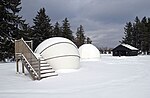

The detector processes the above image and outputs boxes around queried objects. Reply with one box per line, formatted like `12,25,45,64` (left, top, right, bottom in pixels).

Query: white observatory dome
34,37,80,70
79,44,100,59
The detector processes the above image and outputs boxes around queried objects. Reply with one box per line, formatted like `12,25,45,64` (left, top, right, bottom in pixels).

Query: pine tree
121,16,150,54
132,16,141,49
53,22,62,37
61,18,74,41
147,18,150,54
141,17,149,54
122,22,133,45
32,8,53,50
75,25,86,47
0,0,27,61
86,37,92,44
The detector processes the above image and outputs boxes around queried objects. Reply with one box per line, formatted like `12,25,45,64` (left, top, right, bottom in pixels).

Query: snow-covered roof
121,44,138,50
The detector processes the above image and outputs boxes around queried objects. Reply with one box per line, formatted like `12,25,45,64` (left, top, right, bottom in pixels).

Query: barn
112,44,138,56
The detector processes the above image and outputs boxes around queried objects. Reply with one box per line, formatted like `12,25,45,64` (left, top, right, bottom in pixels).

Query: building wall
112,45,138,56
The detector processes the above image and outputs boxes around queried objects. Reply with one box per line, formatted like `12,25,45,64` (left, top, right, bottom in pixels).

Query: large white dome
79,44,100,59
35,37,80,70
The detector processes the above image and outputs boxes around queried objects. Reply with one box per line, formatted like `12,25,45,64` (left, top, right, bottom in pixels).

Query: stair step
40,69,55,74
31,60,46,64
40,63,50,67
41,73,58,79
41,67,53,70
32,64,50,68
40,60,47,64
40,57,44,60
27,59,45,63
41,65,50,68
21,53,58,80
41,65,52,69
33,66,52,71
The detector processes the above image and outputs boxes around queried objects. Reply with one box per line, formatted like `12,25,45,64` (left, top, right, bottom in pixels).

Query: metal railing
15,38,41,80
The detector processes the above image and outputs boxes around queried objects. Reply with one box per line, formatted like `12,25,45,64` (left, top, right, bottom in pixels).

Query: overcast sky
20,0,150,48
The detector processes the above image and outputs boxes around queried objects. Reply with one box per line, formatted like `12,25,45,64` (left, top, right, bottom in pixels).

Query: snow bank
34,37,80,70
1,55,150,98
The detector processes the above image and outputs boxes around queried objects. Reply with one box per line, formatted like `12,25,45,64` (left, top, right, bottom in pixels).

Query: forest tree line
0,0,92,61
121,16,150,54
1,0,150,61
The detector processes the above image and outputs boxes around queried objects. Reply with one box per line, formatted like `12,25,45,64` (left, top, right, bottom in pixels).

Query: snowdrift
1,55,150,98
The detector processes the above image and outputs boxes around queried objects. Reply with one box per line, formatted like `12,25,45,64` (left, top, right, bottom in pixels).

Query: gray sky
20,0,150,48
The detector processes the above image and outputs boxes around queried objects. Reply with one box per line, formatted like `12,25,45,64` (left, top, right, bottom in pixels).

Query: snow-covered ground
0,54,150,98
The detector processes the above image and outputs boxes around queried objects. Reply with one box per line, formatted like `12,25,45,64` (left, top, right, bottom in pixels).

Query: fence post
16,59,19,73
15,40,19,73
38,59,41,80
22,56,25,74
31,40,33,50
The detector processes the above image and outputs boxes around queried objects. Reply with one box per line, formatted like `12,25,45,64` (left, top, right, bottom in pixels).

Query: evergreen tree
0,0,27,61
75,25,86,47
141,17,149,53
53,22,62,37
122,22,133,45
61,18,74,41
132,16,141,49
122,16,150,54
32,8,53,50
147,18,150,54
21,24,33,40
86,37,92,44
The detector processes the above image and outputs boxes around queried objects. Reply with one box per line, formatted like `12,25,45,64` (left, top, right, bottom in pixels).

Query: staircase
34,54,58,79
15,38,58,80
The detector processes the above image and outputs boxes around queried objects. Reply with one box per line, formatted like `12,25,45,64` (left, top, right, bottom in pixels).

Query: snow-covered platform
0,54,150,98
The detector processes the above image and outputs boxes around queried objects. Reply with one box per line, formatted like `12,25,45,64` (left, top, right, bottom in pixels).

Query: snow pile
0,54,150,98
34,37,80,70
79,44,100,59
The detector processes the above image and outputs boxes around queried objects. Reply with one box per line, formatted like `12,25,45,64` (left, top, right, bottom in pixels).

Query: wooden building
112,44,138,56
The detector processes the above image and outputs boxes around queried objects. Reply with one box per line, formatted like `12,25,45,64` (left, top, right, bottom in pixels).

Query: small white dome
79,44,100,59
35,37,80,70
